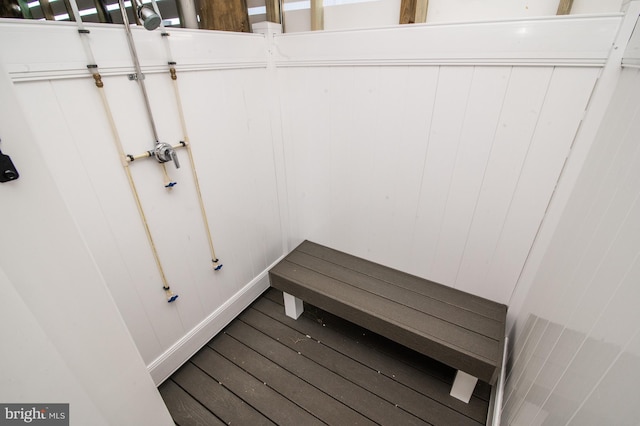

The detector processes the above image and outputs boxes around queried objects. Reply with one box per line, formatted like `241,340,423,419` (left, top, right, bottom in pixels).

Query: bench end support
450,370,478,403
283,292,304,319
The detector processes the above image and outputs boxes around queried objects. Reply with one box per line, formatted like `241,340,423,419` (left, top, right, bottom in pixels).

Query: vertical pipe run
167,62,222,270
172,0,198,29
90,67,178,303
117,0,160,144
149,0,221,269
68,0,179,302
118,0,177,188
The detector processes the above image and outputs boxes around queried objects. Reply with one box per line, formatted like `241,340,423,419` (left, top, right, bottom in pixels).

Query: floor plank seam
160,289,490,426
210,332,334,426
186,359,282,425
260,291,492,419
253,306,487,424
260,292,490,402
168,376,229,425
236,312,441,425
227,319,399,425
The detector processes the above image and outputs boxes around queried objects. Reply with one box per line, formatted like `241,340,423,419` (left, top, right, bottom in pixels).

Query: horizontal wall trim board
275,60,606,68
147,255,285,386
9,63,269,83
274,14,622,67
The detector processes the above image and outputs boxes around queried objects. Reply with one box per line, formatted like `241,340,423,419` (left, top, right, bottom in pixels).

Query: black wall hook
0,139,19,183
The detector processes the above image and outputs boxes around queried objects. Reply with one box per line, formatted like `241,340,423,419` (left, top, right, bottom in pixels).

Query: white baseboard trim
147,254,285,385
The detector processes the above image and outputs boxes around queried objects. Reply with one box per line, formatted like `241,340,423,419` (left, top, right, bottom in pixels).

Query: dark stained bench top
268,240,507,385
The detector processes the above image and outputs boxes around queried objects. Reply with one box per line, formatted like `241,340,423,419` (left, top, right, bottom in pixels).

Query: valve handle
170,147,180,169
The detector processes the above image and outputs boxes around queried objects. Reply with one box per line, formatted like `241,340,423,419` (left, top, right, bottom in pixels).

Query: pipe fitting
212,259,223,270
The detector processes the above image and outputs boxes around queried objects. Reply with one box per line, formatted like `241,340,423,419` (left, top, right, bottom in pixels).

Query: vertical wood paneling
331,66,381,256
410,66,474,278
14,80,176,360
0,59,174,424
455,66,553,295
13,63,282,367
483,66,600,303
504,68,640,425
368,66,439,271
354,66,409,265
280,63,601,304
430,66,511,286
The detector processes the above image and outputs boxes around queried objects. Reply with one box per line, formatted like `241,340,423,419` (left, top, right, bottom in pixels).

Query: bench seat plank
269,241,507,385
286,250,503,340
297,241,505,320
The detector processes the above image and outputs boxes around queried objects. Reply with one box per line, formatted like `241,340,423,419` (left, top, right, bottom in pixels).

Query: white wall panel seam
477,67,556,293
409,66,441,257
451,66,513,289
430,66,476,284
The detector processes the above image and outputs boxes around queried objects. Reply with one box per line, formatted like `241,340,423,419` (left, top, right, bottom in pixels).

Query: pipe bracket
128,73,145,81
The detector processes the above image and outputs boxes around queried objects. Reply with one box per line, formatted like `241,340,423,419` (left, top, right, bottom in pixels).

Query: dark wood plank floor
159,289,491,426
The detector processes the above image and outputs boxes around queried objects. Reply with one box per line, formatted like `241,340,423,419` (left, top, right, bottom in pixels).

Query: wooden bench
268,240,507,403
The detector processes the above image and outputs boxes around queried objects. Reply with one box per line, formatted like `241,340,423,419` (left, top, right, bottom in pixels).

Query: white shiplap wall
0,22,283,384
274,15,619,303
0,60,173,424
502,65,640,425
279,64,600,304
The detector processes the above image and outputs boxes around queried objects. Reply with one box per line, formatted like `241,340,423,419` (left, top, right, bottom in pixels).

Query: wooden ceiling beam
265,0,281,24
556,0,574,15
311,0,323,31
400,0,428,24
195,0,251,32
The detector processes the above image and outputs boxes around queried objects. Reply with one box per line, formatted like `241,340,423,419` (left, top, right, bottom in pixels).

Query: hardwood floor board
158,379,225,426
225,317,430,425
159,289,491,426
191,345,325,426
240,306,481,426
172,362,275,426
254,294,488,423
264,288,492,401
210,331,377,425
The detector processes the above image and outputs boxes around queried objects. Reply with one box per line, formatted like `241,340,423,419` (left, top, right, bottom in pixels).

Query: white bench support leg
283,292,304,319
450,370,478,403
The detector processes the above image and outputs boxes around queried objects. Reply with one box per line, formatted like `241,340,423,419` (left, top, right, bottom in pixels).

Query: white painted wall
501,64,640,425
274,15,620,303
0,21,284,385
0,61,173,425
